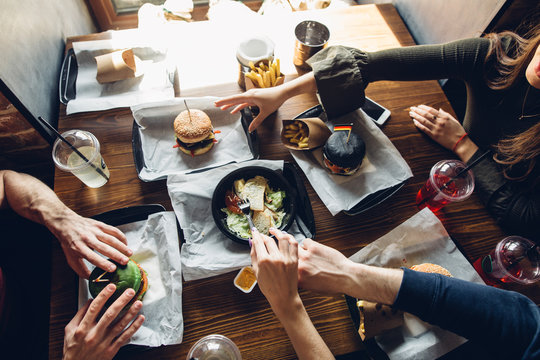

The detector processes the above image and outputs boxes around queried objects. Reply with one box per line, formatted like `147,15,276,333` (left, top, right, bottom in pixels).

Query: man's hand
250,228,300,317
63,283,144,360
50,212,132,278
297,238,354,294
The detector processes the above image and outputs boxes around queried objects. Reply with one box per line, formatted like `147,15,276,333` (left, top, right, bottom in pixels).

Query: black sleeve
466,149,540,242
306,37,491,119
394,268,540,359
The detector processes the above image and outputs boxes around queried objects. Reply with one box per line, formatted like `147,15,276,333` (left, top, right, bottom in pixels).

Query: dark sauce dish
211,166,296,245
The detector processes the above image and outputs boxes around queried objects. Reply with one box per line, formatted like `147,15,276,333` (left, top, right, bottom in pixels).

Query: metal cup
293,20,330,70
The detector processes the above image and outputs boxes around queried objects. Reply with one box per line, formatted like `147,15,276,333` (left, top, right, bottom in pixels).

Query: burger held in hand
323,131,366,175
173,108,216,156
89,259,148,308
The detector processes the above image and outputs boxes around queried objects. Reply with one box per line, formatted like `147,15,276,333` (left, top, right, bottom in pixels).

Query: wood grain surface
50,4,539,360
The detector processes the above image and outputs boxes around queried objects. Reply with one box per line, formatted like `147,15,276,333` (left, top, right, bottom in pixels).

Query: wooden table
50,4,538,359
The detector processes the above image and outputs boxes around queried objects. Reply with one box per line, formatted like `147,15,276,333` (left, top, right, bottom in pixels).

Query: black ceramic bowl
212,166,296,245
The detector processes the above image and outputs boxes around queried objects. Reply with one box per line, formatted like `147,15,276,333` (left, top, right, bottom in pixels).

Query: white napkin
290,109,412,215
67,32,174,114
78,211,183,347
167,160,306,281
350,208,484,360
132,97,255,181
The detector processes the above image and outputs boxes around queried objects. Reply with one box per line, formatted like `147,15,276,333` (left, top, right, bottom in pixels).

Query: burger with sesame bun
173,108,216,156
88,259,148,309
410,263,453,277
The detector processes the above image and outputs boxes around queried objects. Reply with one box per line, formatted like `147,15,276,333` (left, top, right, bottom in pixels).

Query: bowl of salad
211,166,296,245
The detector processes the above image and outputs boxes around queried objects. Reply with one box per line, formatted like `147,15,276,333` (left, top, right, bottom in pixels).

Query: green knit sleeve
306,38,491,119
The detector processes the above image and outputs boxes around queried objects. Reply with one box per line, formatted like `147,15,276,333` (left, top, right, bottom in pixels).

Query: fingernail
282,230,288,234
107,283,116,291
269,227,276,232
126,288,135,296
248,238,252,247
127,249,133,256
410,106,416,110
134,301,142,310
109,264,116,272
409,111,414,116
122,256,130,264
251,227,258,233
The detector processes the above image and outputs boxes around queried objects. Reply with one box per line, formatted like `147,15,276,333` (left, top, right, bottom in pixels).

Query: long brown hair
484,25,540,181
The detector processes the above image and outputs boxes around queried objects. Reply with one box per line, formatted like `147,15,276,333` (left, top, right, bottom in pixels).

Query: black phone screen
361,98,385,119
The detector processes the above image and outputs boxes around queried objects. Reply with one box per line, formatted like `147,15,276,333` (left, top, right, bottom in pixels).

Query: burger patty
175,132,215,149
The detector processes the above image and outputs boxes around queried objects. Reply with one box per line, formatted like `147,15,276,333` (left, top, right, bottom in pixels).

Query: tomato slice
225,190,242,214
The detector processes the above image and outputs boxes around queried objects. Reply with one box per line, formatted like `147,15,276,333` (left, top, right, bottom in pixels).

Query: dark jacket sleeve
394,268,540,359
306,37,490,119
467,149,540,242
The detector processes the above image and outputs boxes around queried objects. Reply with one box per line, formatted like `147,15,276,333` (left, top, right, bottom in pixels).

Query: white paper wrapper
350,208,484,360
78,211,183,347
290,109,412,215
132,97,255,181
167,160,306,281
67,31,174,114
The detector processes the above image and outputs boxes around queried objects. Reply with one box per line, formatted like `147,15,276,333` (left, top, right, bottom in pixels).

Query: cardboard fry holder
95,49,140,84
281,117,331,150
357,300,404,341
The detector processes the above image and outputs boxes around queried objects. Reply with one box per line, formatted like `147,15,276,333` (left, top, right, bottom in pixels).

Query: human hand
250,228,300,317
297,238,354,294
49,212,132,279
215,86,287,132
63,283,145,360
409,105,478,161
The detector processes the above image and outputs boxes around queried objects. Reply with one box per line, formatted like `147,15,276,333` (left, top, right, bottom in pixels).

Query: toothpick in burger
173,108,217,157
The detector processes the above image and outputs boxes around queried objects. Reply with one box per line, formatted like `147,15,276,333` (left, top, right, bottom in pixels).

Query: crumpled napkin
350,208,484,360
290,108,412,215
167,159,306,281
78,211,183,347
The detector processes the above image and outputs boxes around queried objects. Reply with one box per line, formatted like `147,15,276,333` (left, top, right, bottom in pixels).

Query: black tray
132,106,260,181
59,48,77,105
293,105,406,216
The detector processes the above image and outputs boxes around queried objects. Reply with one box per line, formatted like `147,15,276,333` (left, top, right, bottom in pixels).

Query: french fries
284,120,309,148
245,59,283,88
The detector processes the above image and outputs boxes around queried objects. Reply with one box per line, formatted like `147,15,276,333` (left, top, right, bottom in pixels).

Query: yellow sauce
235,267,257,291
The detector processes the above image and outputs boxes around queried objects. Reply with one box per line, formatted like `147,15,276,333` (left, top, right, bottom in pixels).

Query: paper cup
281,118,332,150
95,48,142,84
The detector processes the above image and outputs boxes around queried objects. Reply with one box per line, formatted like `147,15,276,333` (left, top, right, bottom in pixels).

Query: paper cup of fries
244,59,284,90
281,118,332,150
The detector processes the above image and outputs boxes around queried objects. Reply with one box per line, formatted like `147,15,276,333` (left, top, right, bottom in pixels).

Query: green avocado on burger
88,259,148,308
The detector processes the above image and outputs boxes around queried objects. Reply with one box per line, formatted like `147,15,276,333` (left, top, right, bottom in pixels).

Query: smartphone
361,97,391,126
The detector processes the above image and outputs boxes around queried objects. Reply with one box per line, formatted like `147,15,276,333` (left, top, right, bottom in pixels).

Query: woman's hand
215,86,287,132
250,228,300,317
297,238,354,294
63,284,145,360
409,105,478,161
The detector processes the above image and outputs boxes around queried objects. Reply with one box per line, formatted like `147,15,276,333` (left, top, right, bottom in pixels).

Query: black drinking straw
38,117,109,181
417,149,491,208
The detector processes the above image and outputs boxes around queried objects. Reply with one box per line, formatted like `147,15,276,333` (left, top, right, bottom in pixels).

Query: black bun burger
88,259,148,308
174,109,215,156
323,131,366,175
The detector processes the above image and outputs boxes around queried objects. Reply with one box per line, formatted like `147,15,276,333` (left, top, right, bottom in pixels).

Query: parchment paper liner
95,49,142,83
281,117,332,150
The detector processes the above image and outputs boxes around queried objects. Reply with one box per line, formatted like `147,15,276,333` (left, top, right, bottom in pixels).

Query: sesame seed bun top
410,263,453,277
174,109,212,143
